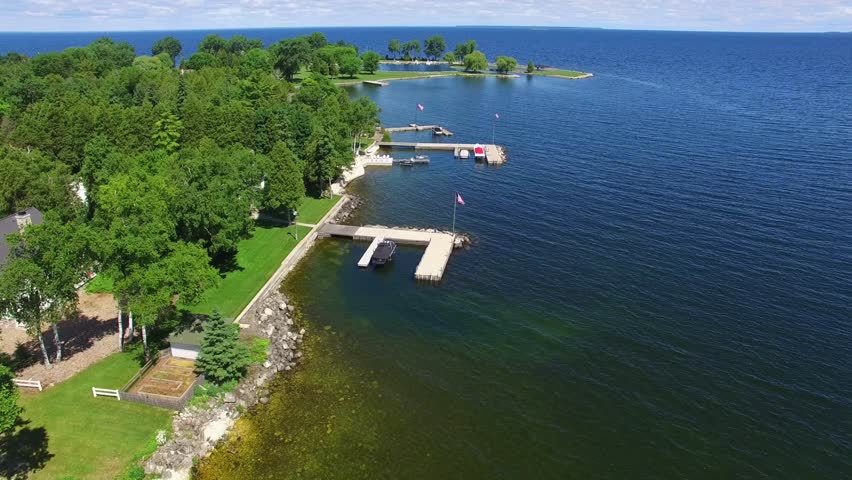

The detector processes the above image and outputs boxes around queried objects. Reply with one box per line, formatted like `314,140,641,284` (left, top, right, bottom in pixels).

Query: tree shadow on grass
0,418,53,479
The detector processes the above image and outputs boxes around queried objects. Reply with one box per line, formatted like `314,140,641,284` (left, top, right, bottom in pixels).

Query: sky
1,0,851,33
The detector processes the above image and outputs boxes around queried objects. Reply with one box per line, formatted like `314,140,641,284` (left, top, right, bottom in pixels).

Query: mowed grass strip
18,353,172,480
192,196,340,319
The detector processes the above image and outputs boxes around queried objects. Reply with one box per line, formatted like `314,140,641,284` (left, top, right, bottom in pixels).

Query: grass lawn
295,195,340,225
16,353,171,480
527,68,590,78
191,196,340,319
84,274,114,294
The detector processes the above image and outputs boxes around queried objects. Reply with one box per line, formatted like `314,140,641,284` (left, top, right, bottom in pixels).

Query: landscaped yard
15,353,172,480
191,196,341,319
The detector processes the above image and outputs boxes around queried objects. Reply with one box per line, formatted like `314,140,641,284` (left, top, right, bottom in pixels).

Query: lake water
199,29,852,479
4,27,851,479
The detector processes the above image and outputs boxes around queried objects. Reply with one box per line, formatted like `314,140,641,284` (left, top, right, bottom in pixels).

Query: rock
223,393,236,404
259,396,269,404
299,328,306,335
279,302,287,310
288,305,295,313
263,307,273,316
263,360,272,369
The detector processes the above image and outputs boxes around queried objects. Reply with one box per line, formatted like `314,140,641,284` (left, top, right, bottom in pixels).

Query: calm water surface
196,29,852,479
15,28,846,479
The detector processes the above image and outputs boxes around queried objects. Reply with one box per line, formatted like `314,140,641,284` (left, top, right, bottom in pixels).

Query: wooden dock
378,142,506,164
385,125,455,136
319,224,457,281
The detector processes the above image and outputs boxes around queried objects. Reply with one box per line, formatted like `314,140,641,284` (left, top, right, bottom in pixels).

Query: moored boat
432,127,445,136
459,149,470,159
473,144,486,160
371,240,397,265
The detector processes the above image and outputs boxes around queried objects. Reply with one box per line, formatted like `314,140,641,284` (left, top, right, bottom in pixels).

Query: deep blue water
5,28,852,478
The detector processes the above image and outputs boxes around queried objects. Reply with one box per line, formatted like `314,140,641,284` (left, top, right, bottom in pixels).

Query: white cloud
0,0,851,31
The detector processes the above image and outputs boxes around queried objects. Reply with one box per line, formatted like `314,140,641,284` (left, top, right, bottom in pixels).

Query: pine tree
195,310,251,385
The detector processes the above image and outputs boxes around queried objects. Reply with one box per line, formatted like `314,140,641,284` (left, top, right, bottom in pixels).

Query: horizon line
0,25,849,35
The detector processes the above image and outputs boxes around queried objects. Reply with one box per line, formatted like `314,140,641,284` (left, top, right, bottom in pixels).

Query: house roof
168,329,204,346
0,208,43,267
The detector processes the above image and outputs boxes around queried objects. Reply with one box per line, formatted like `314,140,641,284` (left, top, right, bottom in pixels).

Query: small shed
167,329,203,360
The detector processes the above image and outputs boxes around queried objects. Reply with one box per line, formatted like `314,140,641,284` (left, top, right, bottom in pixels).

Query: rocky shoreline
144,291,304,480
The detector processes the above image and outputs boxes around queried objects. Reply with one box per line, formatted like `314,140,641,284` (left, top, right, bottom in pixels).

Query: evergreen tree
195,310,251,385
265,142,305,216
527,60,535,73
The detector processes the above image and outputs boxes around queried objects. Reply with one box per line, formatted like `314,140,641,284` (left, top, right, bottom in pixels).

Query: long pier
384,125,455,136
319,224,457,281
378,142,506,164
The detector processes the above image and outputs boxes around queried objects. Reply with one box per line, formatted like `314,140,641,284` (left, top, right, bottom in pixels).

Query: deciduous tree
495,56,518,74
387,39,401,59
339,54,362,78
0,365,21,435
424,35,446,60
360,51,381,74
152,36,182,66
464,51,488,72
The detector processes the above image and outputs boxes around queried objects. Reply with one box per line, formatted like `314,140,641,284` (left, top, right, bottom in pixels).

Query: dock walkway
378,142,506,164
385,125,455,136
319,224,456,281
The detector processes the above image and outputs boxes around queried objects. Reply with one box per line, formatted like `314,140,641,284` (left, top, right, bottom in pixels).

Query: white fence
13,379,43,391
92,387,120,399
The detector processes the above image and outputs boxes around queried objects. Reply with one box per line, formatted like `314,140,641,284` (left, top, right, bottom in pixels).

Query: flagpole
492,117,496,145
452,192,457,236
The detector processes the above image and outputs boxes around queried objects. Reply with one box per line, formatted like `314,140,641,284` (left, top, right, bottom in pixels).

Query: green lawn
15,353,171,480
526,68,590,78
191,196,340,319
295,195,340,224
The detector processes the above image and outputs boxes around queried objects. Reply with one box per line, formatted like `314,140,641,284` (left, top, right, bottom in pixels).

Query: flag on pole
417,103,424,111
495,113,500,119
456,193,465,205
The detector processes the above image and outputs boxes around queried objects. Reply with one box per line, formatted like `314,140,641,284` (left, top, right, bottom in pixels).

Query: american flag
495,113,500,119
456,193,465,205
417,103,424,111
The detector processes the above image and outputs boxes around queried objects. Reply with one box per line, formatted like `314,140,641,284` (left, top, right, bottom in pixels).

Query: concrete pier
319,224,457,281
385,125,455,136
358,236,384,267
378,142,506,164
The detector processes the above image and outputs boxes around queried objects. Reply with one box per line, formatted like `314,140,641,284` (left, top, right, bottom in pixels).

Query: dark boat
371,240,397,265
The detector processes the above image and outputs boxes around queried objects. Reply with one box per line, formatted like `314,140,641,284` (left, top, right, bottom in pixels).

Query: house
0,208,43,267
168,329,203,359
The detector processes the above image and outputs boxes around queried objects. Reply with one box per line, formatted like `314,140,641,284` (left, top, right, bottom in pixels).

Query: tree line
385,36,524,74
181,32,384,80
0,34,379,373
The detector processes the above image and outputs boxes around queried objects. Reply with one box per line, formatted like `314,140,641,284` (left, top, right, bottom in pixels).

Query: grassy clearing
15,353,171,480
191,196,340,319
332,70,456,84
527,68,590,78
84,274,114,294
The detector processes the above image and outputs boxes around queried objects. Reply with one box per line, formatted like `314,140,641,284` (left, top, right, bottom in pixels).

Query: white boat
459,149,470,159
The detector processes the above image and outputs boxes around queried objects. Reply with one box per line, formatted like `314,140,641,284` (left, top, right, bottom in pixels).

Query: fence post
92,387,96,398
